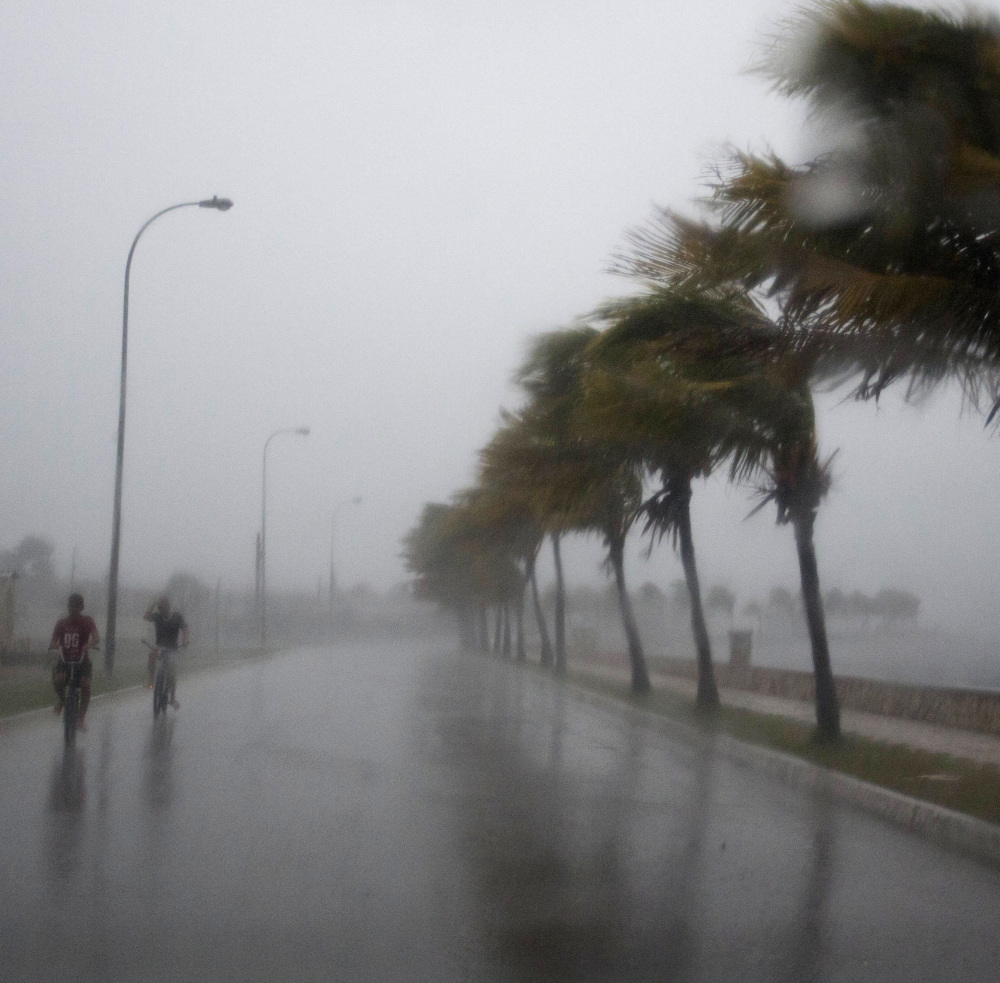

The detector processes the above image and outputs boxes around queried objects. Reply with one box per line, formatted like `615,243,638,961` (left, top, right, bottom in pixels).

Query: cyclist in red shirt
49,593,100,730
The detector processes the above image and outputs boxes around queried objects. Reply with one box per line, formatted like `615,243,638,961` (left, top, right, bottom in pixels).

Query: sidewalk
584,664,1000,769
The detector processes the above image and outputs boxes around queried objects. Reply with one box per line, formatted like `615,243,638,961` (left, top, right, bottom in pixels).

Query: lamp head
352,496,362,505
199,196,234,211
296,426,310,436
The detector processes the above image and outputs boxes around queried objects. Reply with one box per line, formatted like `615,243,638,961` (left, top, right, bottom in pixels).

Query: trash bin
729,630,752,669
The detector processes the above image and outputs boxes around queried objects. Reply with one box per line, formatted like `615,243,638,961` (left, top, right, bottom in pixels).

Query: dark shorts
54,658,92,681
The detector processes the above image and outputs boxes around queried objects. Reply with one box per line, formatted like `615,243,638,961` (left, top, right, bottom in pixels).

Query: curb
557,674,1000,870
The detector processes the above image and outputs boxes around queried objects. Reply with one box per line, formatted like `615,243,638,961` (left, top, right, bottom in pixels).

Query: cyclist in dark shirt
143,595,189,708
49,593,100,729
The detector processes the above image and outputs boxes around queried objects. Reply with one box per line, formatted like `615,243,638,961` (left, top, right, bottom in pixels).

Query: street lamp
260,426,310,650
330,495,362,622
105,196,234,672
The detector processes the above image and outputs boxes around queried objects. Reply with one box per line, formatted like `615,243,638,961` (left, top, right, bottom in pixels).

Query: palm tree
480,384,653,692
541,422,652,693
402,503,479,650
582,463,652,695
479,411,562,666
705,584,736,620
585,291,771,708
590,286,843,737
403,492,526,658
512,326,601,673
743,600,764,636
729,359,842,739
447,490,523,658
675,304,843,738
620,1,1000,409
456,481,541,662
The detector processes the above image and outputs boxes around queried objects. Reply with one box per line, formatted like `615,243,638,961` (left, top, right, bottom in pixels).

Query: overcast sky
2,0,997,630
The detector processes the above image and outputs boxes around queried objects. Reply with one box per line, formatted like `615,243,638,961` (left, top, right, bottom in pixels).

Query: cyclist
49,593,100,730
143,595,189,709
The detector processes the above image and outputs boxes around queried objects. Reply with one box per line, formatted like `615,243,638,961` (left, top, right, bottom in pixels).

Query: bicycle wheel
153,670,165,718
63,690,77,745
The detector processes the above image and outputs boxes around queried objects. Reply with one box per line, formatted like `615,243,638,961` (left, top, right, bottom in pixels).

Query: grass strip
563,665,1000,828
0,646,276,720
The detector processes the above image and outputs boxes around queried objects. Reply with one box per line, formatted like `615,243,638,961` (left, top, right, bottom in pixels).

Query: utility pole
214,576,221,654
254,533,262,610
260,426,309,650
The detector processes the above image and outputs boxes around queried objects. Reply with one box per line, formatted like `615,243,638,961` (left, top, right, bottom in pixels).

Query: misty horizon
3,0,1000,640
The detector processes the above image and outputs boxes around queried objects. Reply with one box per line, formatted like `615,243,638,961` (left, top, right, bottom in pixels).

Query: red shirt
51,614,99,663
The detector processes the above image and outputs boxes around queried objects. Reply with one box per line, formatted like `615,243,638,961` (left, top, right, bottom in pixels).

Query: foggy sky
2,0,997,630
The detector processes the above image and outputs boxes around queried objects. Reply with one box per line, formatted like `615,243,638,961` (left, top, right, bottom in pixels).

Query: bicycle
143,641,179,719
60,646,98,746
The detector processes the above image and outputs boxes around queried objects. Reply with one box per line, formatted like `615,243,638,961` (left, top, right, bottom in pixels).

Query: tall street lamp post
329,495,362,623
105,196,233,672
260,426,310,650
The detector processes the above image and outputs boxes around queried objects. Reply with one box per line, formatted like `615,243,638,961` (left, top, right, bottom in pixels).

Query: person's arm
49,622,62,651
143,600,157,622
180,619,190,648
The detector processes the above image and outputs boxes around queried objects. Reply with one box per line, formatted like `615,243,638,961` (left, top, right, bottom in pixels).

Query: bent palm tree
541,428,652,693
591,286,842,737
456,486,537,659
481,395,653,691
586,291,771,707
620,1,1000,409
457,480,542,662
729,362,841,740
512,326,600,673
402,503,480,650
479,411,563,666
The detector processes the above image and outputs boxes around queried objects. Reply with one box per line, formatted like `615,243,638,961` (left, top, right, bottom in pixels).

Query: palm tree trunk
515,577,527,661
457,605,473,651
676,483,720,709
551,532,567,674
529,556,553,667
478,604,489,653
608,538,650,693
792,508,841,740
502,603,512,657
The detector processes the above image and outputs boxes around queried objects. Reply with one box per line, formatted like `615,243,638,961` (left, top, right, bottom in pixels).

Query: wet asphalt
1,642,999,982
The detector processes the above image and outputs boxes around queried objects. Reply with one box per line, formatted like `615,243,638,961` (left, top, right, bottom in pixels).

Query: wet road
1,643,999,982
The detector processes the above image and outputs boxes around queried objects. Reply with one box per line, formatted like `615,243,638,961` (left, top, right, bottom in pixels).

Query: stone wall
648,655,1000,737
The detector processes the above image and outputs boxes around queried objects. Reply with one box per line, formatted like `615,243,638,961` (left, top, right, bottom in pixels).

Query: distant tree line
825,588,920,625
0,535,57,594
404,1,1000,741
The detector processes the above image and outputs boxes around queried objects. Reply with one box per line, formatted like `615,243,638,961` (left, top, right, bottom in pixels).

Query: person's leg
168,666,179,709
